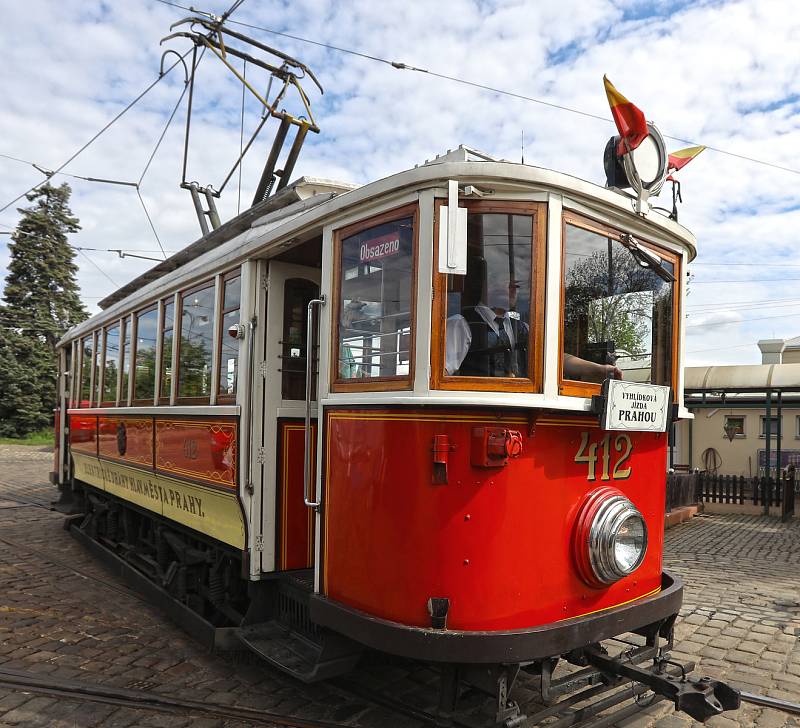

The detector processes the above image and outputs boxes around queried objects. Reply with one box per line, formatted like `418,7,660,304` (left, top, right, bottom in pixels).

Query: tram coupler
585,647,741,722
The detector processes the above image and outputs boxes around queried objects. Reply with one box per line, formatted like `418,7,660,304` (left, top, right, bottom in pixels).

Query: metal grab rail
304,295,325,508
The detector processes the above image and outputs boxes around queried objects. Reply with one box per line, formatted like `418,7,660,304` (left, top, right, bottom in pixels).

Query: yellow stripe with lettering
73,452,245,549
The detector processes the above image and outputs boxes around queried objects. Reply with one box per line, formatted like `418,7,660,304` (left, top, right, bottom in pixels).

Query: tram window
282,278,320,400
80,335,93,406
160,300,175,402
334,209,416,388
102,324,120,404
93,332,103,405
133,308,158,402
218,274,241,399
444,213,533,379
562,219,675,390
121,316,131,404
178,282,215,400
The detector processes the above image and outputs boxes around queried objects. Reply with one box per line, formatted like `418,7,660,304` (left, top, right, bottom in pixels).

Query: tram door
254,260,320,575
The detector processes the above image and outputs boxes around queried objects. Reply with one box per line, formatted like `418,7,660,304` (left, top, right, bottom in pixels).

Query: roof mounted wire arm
160,9,323,233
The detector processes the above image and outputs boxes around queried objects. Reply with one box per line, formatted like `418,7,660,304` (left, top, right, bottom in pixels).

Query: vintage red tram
53,144,739,725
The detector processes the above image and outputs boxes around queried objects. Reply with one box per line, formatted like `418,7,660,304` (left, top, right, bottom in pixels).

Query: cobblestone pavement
0,445,798,727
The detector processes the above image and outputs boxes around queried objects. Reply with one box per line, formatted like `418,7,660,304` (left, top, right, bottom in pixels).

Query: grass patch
0,429,54,446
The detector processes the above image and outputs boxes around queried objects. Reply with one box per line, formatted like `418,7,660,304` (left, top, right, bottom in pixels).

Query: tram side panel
68,412,246,550
321,408,666,632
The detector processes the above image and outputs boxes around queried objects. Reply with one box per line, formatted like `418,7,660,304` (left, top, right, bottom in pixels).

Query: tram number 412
574,431,632,481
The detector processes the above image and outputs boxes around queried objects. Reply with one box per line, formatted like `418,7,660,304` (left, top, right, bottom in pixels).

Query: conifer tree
0,183,88,436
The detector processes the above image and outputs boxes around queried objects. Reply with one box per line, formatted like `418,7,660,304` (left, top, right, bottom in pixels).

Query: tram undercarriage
62,477,739,727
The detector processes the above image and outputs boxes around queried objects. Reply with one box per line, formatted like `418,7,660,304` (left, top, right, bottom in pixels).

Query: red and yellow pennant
668,145,706,172
604,75,648,156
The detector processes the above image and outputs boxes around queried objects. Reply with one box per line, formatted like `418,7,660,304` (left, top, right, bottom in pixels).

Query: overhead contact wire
0,47,194,215
152,0,800,177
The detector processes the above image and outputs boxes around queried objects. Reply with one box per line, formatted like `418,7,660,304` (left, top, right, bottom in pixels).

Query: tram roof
61,150,697,345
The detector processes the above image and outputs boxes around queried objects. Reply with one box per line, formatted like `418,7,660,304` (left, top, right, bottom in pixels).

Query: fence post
783,469,795,522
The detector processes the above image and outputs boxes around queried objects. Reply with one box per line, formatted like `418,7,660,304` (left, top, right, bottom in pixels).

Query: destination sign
601,379,671,432
360,232,400,263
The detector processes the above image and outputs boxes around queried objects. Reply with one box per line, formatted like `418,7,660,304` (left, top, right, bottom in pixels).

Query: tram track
0,665,359,728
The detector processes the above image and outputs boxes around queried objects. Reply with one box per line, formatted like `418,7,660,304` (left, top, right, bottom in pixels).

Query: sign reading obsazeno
359,232,401,263
601,380,671,432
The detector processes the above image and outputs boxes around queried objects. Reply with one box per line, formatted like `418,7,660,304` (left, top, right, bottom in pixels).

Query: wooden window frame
216,269,242,403
158,297,177,405
558,210,681,399
431,199,547,393
80,333,94,407
131,305,159,406
330,203,419,393
122,315,133,406
175,279,216,404
100,322,122,406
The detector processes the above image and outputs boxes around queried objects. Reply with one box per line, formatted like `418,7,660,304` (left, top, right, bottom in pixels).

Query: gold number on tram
612,434,633,479
574,431,598,481
575,431,633,482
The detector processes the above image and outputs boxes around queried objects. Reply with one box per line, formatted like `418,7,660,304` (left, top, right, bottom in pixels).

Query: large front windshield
445,212,533,378
562,222,674,386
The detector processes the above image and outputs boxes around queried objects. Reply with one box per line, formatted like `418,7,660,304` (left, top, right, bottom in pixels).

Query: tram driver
445,257,621,382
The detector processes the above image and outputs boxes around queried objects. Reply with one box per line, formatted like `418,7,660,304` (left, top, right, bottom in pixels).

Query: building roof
685,363,800,392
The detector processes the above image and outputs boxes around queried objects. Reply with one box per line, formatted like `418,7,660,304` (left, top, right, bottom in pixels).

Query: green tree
0,183,88,436
564,248,668,358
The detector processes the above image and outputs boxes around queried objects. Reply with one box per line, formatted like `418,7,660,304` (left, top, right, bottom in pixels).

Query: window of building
282,278,320,401
160,300,175,402
218,274,241,399
102,324,120,404
80,334,93,406
332,205,417,390
760,415,783,438
178,281,215,400
121,316,131,405
133,308,158,403
723,415,745,438
561,213,677,397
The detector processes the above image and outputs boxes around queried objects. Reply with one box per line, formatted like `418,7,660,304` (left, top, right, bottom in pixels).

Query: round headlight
573,488,648,588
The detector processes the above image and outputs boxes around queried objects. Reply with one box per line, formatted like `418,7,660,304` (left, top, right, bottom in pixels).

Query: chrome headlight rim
573,487,649,589
588,495,648,585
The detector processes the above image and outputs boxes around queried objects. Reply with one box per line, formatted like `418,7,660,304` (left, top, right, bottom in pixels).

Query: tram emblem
116,422,127,456
183,438,199,460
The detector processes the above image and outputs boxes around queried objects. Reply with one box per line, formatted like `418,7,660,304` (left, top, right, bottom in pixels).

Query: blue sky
2,0,800,366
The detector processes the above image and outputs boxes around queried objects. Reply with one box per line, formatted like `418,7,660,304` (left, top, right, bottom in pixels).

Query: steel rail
0,666,353,728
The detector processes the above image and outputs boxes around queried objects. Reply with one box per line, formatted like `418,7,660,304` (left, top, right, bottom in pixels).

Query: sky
2,0,800,367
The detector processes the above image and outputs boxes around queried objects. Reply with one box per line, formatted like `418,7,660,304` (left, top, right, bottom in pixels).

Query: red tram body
53,146,739,724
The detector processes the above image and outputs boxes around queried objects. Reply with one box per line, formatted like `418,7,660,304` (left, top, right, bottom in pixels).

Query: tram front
302,147,738,724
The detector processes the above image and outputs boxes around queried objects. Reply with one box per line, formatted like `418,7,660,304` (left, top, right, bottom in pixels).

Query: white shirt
445,305,518,375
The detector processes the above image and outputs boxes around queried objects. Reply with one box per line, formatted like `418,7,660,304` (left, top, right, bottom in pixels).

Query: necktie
495,316,513,375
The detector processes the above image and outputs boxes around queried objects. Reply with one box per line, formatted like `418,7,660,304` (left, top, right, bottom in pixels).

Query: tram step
235,620,362,683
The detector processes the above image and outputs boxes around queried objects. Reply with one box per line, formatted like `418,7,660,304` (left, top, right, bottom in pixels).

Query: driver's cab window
561,214,677,396
433,201,545,392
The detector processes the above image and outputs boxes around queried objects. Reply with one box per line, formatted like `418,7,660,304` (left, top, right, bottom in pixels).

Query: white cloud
2,0,800,370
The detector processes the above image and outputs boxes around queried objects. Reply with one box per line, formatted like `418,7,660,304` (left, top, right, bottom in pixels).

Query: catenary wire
75,249,120,288
686,311,800,329
153,0,800,178
0,47,194,216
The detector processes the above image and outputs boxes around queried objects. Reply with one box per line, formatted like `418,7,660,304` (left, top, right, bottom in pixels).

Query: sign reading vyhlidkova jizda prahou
601,380,671,432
